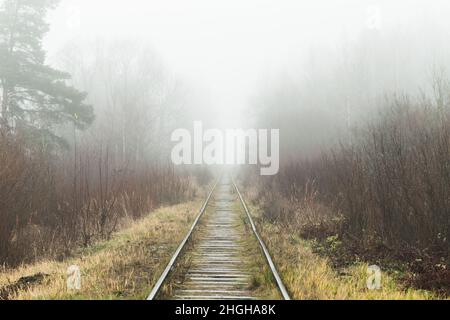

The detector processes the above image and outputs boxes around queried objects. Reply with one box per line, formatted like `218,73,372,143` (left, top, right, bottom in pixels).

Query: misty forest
0,0,449,300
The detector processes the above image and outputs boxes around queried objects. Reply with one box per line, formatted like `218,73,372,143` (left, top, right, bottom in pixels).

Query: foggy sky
44,0,450,128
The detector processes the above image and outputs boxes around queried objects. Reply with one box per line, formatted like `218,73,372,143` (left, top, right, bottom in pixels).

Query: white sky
45,0,450,127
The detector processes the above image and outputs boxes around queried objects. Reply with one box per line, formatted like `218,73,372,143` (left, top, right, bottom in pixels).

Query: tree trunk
1,82,9,128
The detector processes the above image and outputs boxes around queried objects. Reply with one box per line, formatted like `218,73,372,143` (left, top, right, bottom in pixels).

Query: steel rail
232,179,292,300
147,180,219,300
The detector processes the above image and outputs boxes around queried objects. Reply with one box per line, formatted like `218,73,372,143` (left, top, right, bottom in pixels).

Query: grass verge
250,205,444,300
0,201,201,300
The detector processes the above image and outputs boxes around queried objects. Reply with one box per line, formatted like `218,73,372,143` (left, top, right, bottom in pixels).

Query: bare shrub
0,134,195,267
257,173,342,238
254,99,450,266
0,131,53,264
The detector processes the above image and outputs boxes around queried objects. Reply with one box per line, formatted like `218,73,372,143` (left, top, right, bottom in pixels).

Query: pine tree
0,0,93,146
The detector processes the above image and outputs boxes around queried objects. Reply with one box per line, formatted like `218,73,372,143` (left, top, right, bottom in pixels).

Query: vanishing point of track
147,175,290,300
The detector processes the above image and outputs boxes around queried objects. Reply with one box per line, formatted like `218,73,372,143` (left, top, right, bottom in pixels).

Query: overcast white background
44,0,450,127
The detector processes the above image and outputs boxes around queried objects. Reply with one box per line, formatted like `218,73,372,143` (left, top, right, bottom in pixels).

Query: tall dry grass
252,98,450,292
0,131,195,267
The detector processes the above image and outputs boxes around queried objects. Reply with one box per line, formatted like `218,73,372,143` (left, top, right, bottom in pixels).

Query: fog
4,0,450,290
42,0,450,158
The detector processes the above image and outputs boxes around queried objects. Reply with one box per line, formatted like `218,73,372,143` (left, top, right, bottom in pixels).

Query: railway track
147,175,290,301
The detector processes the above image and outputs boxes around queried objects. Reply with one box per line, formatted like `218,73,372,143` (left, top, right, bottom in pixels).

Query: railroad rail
232,179,291,300
147,175,291,300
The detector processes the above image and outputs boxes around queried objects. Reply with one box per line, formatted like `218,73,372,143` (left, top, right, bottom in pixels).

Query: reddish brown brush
252,100,450,292
0,131,193,267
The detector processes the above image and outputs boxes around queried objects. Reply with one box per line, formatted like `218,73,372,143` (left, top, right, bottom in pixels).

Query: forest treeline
252,101,449,293
0,0,204,266
0,132,194,265
254,98,449,250
248,37,450,292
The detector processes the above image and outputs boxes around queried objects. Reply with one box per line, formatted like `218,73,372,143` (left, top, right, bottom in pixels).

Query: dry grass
251,206,443,300
0,129,195,267
251,103,450,294
0,201,201,300
235,201,282,300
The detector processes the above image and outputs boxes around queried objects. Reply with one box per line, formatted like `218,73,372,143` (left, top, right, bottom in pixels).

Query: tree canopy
0,0,94,146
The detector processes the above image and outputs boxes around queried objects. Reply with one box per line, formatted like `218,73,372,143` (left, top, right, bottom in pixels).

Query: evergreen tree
0,0,93,146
